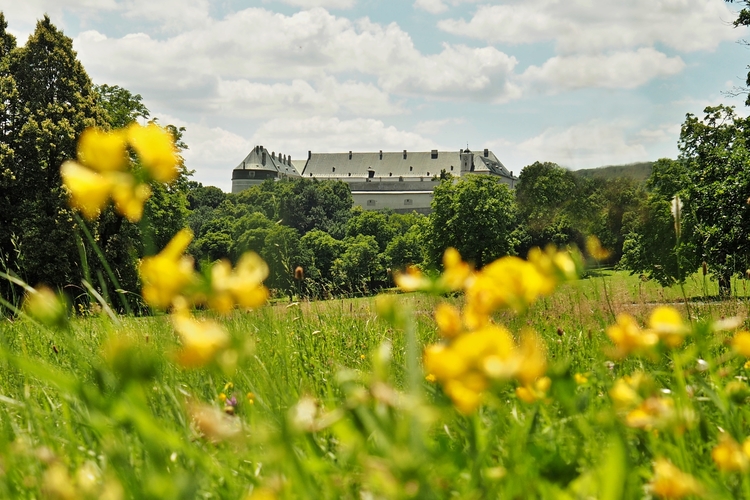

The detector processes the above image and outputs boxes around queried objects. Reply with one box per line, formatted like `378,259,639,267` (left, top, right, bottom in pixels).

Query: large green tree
428,175,517,268
678,105,750,296
1,15,105,293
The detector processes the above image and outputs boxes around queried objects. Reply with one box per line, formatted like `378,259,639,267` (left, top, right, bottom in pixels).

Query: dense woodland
2,14,750,310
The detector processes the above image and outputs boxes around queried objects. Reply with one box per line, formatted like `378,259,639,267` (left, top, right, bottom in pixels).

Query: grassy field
1,268,750,499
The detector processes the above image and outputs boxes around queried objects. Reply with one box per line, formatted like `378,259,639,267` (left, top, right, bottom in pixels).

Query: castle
231,146,516,213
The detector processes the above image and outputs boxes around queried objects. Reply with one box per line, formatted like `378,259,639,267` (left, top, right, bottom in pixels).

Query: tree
95,84,149,129
727,1,750,104
679,105,750,296
2,16,105,292
276,178,353,238
428,175,517,268
346,207,395,252
331,235,382,293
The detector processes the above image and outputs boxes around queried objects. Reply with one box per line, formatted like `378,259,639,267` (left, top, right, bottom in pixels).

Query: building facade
231,146,516,213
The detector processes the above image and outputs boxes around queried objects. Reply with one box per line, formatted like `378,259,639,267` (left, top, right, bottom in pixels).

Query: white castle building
231,146,516,213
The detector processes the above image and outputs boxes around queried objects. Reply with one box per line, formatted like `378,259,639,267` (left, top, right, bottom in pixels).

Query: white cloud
438,0,740,54
414,0,448,15
73,7,521,108
515,121,650,169
275,0,356,8
521,48,685,92
214,77,405,117
120,0,210,32
413,118,466,136
250,117,438,158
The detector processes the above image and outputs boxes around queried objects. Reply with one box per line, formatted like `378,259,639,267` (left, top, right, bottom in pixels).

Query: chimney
288,154,292,165
431,149,438,159
379,150,383,160
403,149,407,159
484,148,488,157
308,150,311,159
272,151,276,160
349,151,352,160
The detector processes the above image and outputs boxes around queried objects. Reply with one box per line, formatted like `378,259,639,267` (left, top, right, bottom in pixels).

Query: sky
4,0,750,192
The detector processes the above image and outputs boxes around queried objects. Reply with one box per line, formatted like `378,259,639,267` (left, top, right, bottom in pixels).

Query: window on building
367,199,376,206
404,199,413,206
332,167,335,172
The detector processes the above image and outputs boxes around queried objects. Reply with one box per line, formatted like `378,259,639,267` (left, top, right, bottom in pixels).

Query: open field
1,270,750,499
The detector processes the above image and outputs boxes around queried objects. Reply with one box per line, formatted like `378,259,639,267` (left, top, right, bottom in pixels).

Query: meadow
2,265,750,499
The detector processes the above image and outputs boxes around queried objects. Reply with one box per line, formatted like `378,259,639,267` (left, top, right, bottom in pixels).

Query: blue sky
5,0,750,191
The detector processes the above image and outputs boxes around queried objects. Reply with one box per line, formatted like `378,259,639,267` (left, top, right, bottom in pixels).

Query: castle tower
460,148,474,174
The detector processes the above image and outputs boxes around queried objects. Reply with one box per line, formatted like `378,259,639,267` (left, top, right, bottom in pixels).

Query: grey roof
300,149,514,180
233,145,301,177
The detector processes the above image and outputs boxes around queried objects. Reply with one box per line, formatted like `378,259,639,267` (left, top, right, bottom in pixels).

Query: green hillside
570,161,654,182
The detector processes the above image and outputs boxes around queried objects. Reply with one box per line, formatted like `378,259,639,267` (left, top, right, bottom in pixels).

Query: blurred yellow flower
127,123,179,183
586,235,611,261
712,434,749,472
440,247,472,291
229,252,269,309
732,331,750,357
434,303,463,339
516,377,551,404
574,373,588,385
625,397,674,430
23,286,68,329
139,229,195,310
515,331,547,386
650,458,702,499
606,313,658,358
60,161,113,220
77,128,127,172
648,306,688,348
172,312,230,368
444,379,482,415
110,172,152,222
393,265,430,292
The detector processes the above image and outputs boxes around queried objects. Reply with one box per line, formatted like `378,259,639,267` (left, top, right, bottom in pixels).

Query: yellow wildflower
467,256,554,315
650,458,703,499
625,397,674,430
228,252,269,309
574,373,588,385
712,434,749,472
586,235,611,260
394,265,430,292
444,379,483,415
606,313,658,358
139,229,195,310
610,378,641,410
172,311,230,368
425,373,436,383
110,172,152,222
732,331,750,357
423,345,468,381
516,377,551,404
648,306,688,348
60,161,113,220
77,128,127,172
434,303,463,339
127,123,179,183
515,331,547,386
439,247,472,291
23,286,68,329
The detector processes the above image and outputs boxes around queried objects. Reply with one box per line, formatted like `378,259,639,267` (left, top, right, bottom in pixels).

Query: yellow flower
127,123,179,183
439,247,472,291
516,377,551,404
228,252,269,309
394,265,430,292
625,397,674,430
515,331,547,386
467,256,554,315
139,229,195,310
423,345,467,381
425,373,436,383
732,331,750,357
110,172,152,222
610,378,641,410
444,379,483,415
648,306,688,348
712,434,749,472
606,313,658,358
23,286,68,329
586,235,611,261
77,128,127,172
60,160,113,220
650,458,702,499
172,312,230,368
574,373,588,385
434,303,463,339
